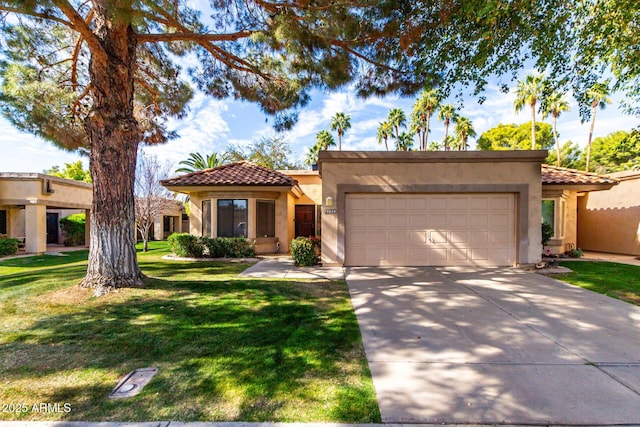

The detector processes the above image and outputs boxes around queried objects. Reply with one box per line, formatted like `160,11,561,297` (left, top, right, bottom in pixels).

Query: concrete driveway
346,266,640,425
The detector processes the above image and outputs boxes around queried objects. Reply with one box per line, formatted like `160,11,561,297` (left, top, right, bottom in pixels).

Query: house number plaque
324,208,337,215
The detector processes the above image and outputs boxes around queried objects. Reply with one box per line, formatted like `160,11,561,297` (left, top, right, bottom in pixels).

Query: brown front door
295,205,315,238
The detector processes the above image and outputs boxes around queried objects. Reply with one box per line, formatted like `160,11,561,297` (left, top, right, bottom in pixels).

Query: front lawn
557,261,640,306
0,241,380,422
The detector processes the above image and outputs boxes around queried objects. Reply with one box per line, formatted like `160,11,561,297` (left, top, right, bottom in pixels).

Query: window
202,200,212,236
542,198,565,239
163,216,172,233
0,209,6,235
217,199,248,238
256,200,275,237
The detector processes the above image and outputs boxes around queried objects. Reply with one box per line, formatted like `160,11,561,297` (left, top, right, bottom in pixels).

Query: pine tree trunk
586,104,598,172
79,9,144,295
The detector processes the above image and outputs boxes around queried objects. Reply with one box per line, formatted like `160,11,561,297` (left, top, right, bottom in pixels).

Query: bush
60,213,86,246
199,236,256,258
0,238,19,256
290,237,319,267
568,248,584,258
167,233,203,258
541,222,554,246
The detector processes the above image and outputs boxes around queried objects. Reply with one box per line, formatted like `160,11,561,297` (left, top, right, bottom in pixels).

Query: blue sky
0,74,637,174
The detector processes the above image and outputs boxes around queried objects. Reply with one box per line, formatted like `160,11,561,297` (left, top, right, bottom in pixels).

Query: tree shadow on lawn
0,275,379,422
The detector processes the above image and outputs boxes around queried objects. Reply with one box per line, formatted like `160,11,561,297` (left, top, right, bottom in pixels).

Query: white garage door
345,193,516,266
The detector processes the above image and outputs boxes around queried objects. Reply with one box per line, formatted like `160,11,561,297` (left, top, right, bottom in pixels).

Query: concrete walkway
239,256,345,280
581,251,640,267
346,266,640,425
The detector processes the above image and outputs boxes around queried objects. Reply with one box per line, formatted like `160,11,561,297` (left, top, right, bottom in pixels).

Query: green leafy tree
545,141,583,169
438,104,457,150
330,112,351,151
477,122,553,151
376,121,393,151
453,116,476,151
175,152,225,174
387,108,407,147
514,74,547,149
0,2,379,294
411,88,439,150
247,135,298,170
44,160,91,183
585,82,612,172
582,131,639,173
542,91,571,166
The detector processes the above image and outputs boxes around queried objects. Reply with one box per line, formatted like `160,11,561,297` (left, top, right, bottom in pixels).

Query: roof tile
161,161,297,187
541,164,618,185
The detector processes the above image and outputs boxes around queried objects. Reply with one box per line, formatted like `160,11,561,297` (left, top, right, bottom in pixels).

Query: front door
46,212,59,244
295,205,315,238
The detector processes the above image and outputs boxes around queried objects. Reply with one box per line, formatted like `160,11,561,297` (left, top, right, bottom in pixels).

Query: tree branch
138,30,252,43
51,0,106,59
0,5,73,27
72,83,92,116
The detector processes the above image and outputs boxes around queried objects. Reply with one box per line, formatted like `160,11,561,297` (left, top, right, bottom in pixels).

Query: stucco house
0,173,92,254
577,169,639,255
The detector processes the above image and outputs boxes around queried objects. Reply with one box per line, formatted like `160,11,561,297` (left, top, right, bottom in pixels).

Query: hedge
0,238,19,256
60,213,86,246
168,233,256,258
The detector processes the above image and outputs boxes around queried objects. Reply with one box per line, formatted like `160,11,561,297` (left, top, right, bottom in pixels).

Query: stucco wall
0,174,91,209
578,172,640,255
318,151,546,266
281,171,322,205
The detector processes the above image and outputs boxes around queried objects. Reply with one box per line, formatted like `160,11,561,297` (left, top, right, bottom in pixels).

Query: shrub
199,236,256,258
290,236,319,267
0,238,19,256
568,248,584,258
541,222,553,246
167,233,203,258
60,213,86,246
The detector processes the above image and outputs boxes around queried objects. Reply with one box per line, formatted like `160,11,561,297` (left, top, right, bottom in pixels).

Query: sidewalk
579,251,640,267
0,422,540,427
239,255,345,280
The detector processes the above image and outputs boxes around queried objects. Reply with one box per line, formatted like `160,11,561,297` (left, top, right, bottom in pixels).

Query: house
161,151,622,266
540,165,618,255
0,173,92,254
577,170,640,255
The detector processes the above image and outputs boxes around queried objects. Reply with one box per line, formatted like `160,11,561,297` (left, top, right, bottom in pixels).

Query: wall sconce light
325,196,334,207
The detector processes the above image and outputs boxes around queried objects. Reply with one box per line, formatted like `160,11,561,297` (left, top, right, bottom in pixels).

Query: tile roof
161,161,297,187
541,164,618,185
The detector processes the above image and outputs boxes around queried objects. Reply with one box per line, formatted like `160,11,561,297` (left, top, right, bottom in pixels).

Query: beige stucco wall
578,172,640,255
318,151,546,266
281,171,322,205
541,189,578,255
0,174,92,253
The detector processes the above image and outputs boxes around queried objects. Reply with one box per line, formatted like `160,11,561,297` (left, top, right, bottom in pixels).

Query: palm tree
412,88,439,150
304,145,319,166
376,121,393,151
387,108,406,146
453,116,476,151
438,104,457,150
175,152,225,173
330,112,351,151
396,131,414,151
543,91,571,166
315,130,336,151
585,82,612,172
514,73,546,149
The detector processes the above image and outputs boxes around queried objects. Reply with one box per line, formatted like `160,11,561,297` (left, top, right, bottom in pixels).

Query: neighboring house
0,173,92,254
541,165,618,255
577,170,640,255
163,151,558,266
136,201,187,241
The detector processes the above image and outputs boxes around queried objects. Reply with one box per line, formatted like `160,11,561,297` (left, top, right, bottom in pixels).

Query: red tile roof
161,161,297,187
542,164,618,185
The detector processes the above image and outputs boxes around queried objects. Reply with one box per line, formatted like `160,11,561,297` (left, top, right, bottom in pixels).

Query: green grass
0,241,380,422
557,261,640,306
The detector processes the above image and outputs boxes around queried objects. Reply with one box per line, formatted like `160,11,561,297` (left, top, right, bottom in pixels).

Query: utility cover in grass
109,367,158,399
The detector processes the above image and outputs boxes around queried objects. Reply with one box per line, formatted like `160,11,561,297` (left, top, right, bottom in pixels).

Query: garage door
345,193,516,266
